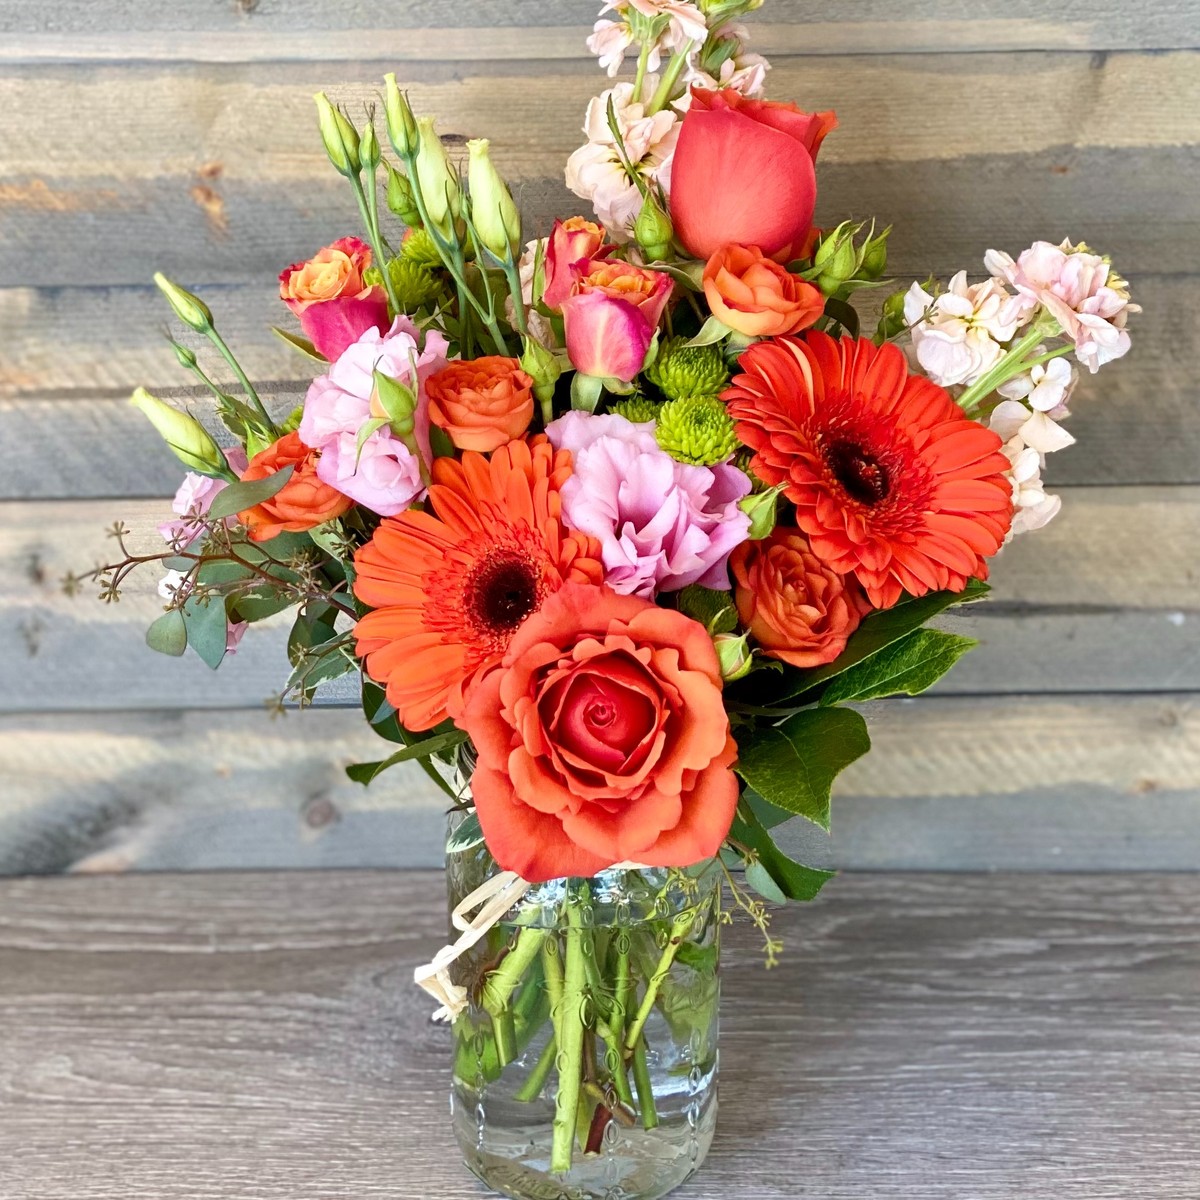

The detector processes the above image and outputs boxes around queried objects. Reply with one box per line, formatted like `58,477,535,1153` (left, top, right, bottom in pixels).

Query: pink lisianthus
985,240,1139,373
279,237,391,362
562,259,672,381
299,316,449,517
158,447,249,546
225,621,249,655
547,411,752,597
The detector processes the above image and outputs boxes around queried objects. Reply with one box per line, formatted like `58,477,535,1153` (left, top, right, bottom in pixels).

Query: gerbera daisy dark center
824,440,891,506
463,551,542,635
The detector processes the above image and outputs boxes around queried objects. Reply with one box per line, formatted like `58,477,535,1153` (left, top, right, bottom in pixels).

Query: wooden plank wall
1,1,1197,874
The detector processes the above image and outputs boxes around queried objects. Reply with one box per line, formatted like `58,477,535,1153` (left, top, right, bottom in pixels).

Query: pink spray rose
561,259,672,381
299,316,449,517
542,217,612,309
279,237,391,362
158,447,249,546
546,411,752,597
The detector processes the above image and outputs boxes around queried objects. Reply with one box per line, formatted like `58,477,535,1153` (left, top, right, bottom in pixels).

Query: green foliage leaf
446,812,485,854
181,595,229,670
735,707,870,831
360,677,461,801
675,585,738,635
730,802,835,903
207,465,294,521
820,628,977,706
271,326,328,361
685,314,733,348
823,296,860,338
145,609,188,657
287,605,339,668
347,729,469,786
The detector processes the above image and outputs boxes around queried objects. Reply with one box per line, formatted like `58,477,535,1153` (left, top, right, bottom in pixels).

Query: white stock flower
587,19,645,76
903,271,1020,388
684,31,769,97
985,240,1139,373
565,79,681,240
988,399,1072,537
589,1,707,75
997,354,1076,419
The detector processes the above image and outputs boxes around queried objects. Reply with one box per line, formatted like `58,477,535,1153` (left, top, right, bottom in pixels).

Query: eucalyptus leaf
271,326,328,361
735,707,870,831
145,609,188,657
730,804,835,903
207,466,295,521
447,812,485,854
181,594,229,670
820,629,977,706
347,729,469,786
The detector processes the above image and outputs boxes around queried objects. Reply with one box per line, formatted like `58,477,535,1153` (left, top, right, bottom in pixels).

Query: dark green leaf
743,788,793,830
181,595,229,670
207,465,295,521
347,729,469,786
823,296,860,338
145,610,187,657
287,606,340,668
446,812,485,854
730,803,835,903
735,707,870,830
820,629,977,706
675,585,738,635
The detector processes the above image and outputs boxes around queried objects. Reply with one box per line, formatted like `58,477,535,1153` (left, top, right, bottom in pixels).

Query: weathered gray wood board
1,870,1198,1199
2,693,1195,873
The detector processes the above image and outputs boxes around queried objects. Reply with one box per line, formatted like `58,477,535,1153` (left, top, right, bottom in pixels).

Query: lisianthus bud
466,138,521,260
172,342,199,371
634,192,673,262
370,370,421,456
385,164,421,227
645,336,730,401
359,116,381,172
154,272,212,331
655,394,739,466
876,287,908,341
738,483,783,539
130,388,227,475
713,632,754,682
314,92,359,177
520,335,562,412
383,73,419,157
609,393,661,423
414,116,460,236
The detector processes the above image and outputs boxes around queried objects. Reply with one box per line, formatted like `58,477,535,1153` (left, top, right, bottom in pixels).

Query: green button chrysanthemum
365,259,442,312
645,336,730,401
655,395,740,467
398,228,443,269
609,394,662,423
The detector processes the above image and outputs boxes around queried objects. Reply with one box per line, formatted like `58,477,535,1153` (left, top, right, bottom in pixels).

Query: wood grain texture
4,0,1200,57
1,52,1196,288
1,870,1198,1199
1,692,1195,873
3,488,1196,714
3,273,1192,491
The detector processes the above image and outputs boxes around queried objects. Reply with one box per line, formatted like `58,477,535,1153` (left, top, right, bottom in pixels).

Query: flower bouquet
82,1,1137,1197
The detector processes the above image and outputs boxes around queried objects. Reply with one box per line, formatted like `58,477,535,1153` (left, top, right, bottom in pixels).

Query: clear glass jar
446,831,721,1200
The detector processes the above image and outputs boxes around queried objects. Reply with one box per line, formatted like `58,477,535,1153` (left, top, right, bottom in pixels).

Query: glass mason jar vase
445,829,722,1200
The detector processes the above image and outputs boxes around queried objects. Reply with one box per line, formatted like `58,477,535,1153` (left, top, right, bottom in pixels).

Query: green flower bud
399,226,443,269
383,73,419,157
385,163,422,227
860,225,891,280
520,335,562,412
154,273,212,331
876,287,908,341
414,116,460,236
466,138,521,260
609,394,661,423
313,92,359,177
713,632,753,683
171,342,199,371
280,404,305,435
814,222,860,293
130,388,227,475
738,483,784,539
634,192,673,262
645,336,731,402
655,394,739,466
359,116,381,172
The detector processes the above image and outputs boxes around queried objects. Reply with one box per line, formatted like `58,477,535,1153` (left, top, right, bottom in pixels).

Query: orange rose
238,431,352,542
426,356,536,452
731,527,869,668
704,244,824,338
460,583,739,883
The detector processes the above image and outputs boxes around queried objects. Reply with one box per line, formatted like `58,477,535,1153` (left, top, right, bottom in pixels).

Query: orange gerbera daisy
724,332,1013,609
352,437,604,731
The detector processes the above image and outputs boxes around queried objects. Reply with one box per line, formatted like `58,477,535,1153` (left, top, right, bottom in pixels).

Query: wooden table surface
2,871,1198,1199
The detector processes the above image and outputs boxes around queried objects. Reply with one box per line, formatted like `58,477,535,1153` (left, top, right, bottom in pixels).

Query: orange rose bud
703,244,824,338
731,527,869,668
426,356,536,453
237,431,352,542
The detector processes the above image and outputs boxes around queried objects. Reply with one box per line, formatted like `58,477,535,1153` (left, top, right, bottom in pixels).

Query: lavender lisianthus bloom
547,411,751,598
299,316,449,517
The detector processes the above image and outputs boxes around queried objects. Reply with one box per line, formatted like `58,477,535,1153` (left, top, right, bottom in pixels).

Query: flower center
462,552,542,635
825,440,891,506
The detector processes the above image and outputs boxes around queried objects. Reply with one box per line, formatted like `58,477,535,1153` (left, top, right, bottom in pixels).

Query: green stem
632,40,652,103
481,927,548,1016
1022,345,1074,371
630,1035,659,1129
551,884,590,1175
646,41,695,115
205,327,277,438
623,907,699,1057
503,258,529,338
514,1033,557,1103
957,323,1054,415
355,170,401,314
